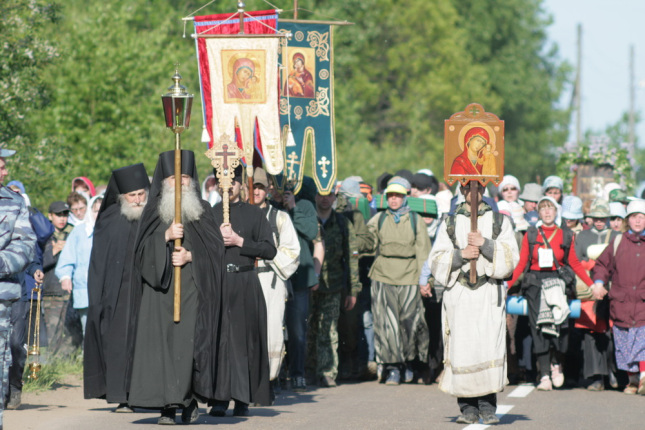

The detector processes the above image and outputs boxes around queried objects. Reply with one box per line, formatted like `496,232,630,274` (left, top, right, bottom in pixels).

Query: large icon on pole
444,103,504,186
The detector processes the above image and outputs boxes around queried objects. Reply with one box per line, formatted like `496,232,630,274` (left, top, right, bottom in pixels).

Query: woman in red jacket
593,199,645,395
507,197,595,391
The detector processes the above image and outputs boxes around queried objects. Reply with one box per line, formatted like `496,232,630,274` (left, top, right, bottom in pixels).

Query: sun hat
519,183,542,202
385,176,410,195
626,199,645,217
561,195,583,220
609,202,627,219
498,175,521,193
587,198,611,218
542,176,563,193
609,189,630,204
339,178,363,198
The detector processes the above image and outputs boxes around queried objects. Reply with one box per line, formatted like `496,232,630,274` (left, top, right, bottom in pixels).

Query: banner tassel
201,126,210,143
286,127,296,147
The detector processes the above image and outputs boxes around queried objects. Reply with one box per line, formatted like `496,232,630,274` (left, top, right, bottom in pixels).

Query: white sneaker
550,363,564,388
537,375,552,391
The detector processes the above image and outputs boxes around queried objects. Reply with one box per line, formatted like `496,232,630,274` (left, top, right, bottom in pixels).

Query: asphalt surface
6,376,645,429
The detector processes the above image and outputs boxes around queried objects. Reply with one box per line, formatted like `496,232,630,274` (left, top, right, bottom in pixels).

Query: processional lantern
161,68,193,323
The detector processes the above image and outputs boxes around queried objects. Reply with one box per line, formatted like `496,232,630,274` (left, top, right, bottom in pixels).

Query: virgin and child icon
449,122,498,177
223,50,266,103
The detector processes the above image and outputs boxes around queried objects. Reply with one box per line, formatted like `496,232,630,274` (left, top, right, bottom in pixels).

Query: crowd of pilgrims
5,156,645,425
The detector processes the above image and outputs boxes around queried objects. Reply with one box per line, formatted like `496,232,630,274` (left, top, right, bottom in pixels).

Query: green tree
0,0,61,208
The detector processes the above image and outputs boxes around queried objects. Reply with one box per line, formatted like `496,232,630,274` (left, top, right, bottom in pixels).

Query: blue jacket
20,207,55,301
0,186,36,301
55,221,93,309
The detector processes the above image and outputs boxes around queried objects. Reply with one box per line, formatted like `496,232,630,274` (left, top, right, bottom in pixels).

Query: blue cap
0,143,16,157
524,210,539,227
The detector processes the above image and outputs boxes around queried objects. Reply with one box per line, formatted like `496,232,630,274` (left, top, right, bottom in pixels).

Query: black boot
181,399,199,424
208,400,229,417
233,400,249,417
158,407,176,425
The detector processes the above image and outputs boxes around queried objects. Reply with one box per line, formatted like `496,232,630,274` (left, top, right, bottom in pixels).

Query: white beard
158,179,204,224
119,195,146,221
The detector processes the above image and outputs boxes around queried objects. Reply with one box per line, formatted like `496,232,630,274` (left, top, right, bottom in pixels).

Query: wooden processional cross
205,133,243,224
444,103,505,284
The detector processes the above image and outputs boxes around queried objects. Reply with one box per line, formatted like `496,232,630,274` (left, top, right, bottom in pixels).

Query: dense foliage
2,0,606,210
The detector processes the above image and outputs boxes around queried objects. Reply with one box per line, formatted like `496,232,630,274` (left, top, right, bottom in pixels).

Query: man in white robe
427,183,518,425
252,168,300,392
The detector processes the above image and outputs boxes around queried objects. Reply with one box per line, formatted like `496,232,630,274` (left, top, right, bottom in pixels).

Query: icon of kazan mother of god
449,125,497,177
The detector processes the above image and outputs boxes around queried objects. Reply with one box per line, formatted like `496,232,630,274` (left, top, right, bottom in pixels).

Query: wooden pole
173,134,182,322
294,0,298,20
238,1,245,34
469,181,478,284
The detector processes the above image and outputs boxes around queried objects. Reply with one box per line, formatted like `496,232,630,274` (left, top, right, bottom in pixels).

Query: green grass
22,349,83,393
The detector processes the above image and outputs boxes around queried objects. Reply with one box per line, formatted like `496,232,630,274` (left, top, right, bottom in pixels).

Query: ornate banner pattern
278,21,336,194
194,11,284,175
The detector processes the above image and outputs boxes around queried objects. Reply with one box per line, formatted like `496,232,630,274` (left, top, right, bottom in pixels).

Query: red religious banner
444,103,504,187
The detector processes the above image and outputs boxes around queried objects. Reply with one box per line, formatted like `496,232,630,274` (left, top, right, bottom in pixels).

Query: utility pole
629,45,635,146
575,23,582,146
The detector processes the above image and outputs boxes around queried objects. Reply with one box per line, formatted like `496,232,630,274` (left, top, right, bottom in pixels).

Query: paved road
6,377,644,429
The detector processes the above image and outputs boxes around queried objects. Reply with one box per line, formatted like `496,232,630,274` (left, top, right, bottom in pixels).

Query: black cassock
84,204,140,402
213,201,276,406
128,200,225,407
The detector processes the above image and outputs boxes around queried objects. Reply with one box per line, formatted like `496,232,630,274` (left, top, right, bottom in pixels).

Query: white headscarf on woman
82,195,104,236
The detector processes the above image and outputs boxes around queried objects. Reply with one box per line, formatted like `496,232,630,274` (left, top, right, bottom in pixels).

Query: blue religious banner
278,21,336,194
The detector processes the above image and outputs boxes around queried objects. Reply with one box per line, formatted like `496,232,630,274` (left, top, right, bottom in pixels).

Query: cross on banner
318,156,330,178
286,152,300,181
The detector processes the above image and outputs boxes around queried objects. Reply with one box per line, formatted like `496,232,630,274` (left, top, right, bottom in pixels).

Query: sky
543,0,645,146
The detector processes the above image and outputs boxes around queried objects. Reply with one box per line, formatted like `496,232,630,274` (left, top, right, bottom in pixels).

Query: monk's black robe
128,202,225,408
212,201,276,406
84,203,141,402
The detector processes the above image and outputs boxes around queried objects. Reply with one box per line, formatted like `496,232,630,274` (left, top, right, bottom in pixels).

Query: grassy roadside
22,349,83,393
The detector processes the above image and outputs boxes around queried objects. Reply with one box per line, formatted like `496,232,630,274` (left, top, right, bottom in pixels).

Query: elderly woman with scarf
507,196,594,391
593,199,645,395
55,195,103,335
366,176,430,385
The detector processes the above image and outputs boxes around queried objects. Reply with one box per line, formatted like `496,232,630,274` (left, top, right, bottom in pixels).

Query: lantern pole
161,68,193,322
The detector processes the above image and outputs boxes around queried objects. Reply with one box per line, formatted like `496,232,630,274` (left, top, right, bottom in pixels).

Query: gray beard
119,195,146,221
158,180,204,225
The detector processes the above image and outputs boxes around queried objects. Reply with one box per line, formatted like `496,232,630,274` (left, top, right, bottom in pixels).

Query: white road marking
508,384,535,398
462,404,514,429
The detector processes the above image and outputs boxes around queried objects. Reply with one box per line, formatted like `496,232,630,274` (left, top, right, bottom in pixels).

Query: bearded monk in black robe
128,150,225,425
84,163,149,412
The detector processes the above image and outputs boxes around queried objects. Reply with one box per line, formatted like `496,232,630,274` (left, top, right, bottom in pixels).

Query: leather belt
255,266,272,273
226,264,256,273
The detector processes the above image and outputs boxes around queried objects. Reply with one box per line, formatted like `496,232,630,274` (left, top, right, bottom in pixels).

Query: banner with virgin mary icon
278,21,337,194
444,103,505,186
194,11,284,175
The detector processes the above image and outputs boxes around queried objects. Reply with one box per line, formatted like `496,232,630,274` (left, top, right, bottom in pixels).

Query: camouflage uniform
335,195,374,379
0,186,36,426
306,211,360,382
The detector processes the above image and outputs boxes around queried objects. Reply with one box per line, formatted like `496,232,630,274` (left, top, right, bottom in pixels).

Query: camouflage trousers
306,291,341,380
0,300,14,428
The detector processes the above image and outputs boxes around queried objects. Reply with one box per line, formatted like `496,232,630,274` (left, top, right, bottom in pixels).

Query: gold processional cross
205,133,242,223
